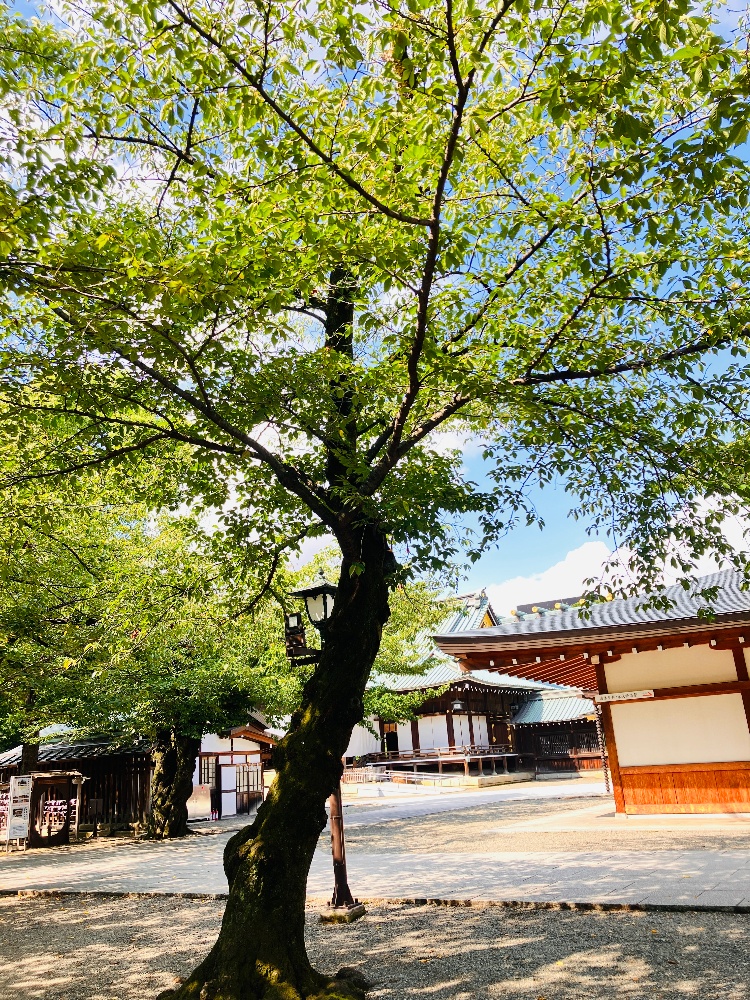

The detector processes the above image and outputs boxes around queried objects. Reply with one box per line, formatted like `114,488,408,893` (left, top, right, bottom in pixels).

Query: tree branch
514,330,746,386
166,0,432,227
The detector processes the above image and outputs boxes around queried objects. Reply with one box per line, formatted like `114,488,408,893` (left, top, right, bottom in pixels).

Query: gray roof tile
436,569,750,643
512,694,596,725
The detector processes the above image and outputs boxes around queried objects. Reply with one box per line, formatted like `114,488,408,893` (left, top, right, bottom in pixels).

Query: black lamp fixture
451,682,471,713
285,570,338,665
290,569,337,628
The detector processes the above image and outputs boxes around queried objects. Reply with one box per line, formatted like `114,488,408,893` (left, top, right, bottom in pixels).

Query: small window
200,756,218,787
237,765,261,793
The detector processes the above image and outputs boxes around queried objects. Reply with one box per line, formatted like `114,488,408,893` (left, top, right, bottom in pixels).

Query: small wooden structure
0,739,151,827
511,691,602,773
27,771,86,847
1,771,85,848
435,570,750,814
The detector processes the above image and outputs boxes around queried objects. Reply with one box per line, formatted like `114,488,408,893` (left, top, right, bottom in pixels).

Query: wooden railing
355,745,514,766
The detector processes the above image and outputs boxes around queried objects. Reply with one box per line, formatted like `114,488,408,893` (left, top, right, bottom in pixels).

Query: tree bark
19,741,39,775
163,526,392,1000
148,730,201,839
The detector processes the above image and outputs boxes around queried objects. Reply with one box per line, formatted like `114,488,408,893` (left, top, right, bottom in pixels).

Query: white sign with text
594,690,655,703
6,775,32,842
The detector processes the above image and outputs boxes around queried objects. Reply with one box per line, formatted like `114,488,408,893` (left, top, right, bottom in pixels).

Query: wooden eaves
433,612,750,692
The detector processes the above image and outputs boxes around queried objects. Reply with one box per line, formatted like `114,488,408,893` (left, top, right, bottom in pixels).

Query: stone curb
4,887,750,915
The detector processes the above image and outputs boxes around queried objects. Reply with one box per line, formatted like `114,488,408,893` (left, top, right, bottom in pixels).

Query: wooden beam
620,760,750,774
603,680,750,703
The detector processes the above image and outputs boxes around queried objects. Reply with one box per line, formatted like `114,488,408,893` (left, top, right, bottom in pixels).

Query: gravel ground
343,796,750,853
1,893,748,1000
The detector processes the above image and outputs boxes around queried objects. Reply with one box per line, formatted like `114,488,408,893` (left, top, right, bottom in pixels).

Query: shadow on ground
1,895,748,999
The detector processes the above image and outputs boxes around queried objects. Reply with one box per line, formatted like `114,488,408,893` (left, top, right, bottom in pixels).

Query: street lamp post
287,571,365,923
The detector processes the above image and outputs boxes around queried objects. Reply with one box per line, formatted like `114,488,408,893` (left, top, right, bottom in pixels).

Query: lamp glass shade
289,569,337,628
306,593,329,623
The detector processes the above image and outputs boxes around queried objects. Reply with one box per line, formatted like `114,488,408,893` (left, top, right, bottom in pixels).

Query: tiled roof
375,660,553,694
371,591,555,695
435,570,750,645
0,738,149,768
512,694,596,726
438,591,497,633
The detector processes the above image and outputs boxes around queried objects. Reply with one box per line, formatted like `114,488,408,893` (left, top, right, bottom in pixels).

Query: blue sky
451,447,611,613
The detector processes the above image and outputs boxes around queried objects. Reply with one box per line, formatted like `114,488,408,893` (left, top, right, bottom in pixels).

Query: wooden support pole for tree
328,784,355,908
321,784,366,926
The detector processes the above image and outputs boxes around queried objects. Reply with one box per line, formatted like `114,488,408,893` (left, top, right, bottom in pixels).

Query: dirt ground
343,796,750,853
1,893,748,1000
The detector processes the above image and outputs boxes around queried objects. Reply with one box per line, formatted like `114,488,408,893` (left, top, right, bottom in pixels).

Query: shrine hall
434,569,750,815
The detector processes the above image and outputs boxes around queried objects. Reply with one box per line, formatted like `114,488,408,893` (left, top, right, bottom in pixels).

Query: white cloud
428,429,485,460
484,509,750,618
485,541,612,616
289,533,338,568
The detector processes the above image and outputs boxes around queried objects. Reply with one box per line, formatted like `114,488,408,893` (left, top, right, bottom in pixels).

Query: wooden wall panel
620,762,750,813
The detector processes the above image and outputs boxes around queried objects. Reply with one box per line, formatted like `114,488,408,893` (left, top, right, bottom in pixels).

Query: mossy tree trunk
149,730,201,839
164,526,392,1000
19,740,39,775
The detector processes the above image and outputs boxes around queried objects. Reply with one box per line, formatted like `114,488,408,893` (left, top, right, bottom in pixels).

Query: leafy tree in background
0,457,299,835
3,0,750,996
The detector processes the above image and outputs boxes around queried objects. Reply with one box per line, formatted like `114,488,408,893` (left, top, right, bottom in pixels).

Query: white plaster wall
221,790,237,817
611,693,750,767
200,734,232,753
604,644,736,693
397,723,413,752
418,715,450,750
453,715,470,747
232,737,262,753
345,722,380,758
431,715,449,749
417,716,434,749
473,716,488,746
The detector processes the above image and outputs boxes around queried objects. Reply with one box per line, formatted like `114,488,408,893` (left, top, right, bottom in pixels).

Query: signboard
6,775,32,842
594,690,655,704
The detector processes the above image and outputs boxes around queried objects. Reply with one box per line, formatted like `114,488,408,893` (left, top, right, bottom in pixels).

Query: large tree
3,0,750,996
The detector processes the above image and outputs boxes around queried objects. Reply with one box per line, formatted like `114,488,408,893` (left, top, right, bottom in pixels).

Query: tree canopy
2,0,750,592
3,0,750,995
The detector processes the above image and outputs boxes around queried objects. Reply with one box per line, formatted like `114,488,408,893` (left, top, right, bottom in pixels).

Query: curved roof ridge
435,568,750,642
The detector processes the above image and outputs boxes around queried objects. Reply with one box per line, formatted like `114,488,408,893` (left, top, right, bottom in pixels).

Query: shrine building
433,570,750,814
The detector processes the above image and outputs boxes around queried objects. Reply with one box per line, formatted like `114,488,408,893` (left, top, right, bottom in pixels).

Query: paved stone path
3,836,750,907
340,779,608,826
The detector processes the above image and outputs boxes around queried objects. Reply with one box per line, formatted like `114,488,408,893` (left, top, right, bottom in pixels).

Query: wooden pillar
446,712,455,750
594,660,625,813
411,719,420,754
731,647,750,737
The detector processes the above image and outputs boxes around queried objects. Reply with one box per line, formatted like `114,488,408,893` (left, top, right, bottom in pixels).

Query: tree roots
158,966,369,1000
